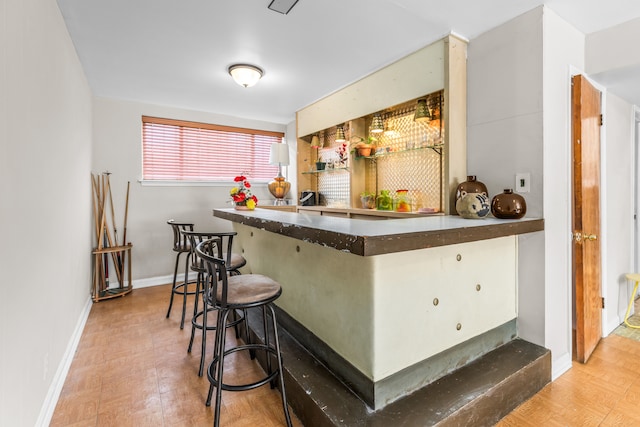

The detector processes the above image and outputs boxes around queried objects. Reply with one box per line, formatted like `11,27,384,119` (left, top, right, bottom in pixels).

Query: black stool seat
196,240,292,427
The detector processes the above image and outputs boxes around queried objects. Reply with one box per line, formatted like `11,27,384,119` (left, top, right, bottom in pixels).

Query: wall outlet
515,173,530,193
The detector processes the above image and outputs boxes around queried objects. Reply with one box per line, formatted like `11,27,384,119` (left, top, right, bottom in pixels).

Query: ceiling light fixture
413,98,431,122
268,0,300,15
228,64,263,88
370,113,384,133
335,124,346,142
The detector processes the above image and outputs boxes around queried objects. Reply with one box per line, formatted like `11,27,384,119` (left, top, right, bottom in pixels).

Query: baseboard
604,315,623,337
551,352,572,380
108,272,198,290
35,295,93,427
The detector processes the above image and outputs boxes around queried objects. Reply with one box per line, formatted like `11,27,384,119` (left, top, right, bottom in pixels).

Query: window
142,116,283,182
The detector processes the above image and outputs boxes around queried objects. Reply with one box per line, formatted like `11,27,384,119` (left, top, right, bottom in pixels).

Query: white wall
585,17,640,75
468,6,590,378
541,7,585,377
602,93,635,332
585,19,638,333
467,7,547,352
467,8,544,215
469,5,638,379
92,97,288,283
0,0,93,425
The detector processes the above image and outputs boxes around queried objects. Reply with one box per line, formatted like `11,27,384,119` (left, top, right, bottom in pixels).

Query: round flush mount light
228,64,264,88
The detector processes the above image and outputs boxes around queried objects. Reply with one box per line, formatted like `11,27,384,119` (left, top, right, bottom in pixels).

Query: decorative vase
455,192,490,219
455,175,488,200
491,189,526,219
315,161,326,171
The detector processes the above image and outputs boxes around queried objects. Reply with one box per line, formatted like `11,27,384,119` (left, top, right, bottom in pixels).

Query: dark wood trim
141,115,285,138
214,208,544,256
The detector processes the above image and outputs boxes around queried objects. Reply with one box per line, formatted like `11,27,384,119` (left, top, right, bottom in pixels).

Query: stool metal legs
188,274,245,377
206,305,292,427
165,249,193,329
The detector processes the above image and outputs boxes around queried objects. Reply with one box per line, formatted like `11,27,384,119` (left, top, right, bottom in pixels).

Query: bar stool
196,240,292,427
624,273,640,329
166,220,197,329
181,229,247,376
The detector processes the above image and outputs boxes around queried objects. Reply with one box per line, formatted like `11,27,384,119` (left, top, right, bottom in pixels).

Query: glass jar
394,190,412,212
376,190,393,211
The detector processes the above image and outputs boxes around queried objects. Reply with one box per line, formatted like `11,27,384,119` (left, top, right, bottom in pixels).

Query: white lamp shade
228,64,263,88
269,143,290,166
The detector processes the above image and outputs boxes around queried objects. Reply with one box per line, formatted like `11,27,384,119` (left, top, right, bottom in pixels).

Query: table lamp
268,143,291,205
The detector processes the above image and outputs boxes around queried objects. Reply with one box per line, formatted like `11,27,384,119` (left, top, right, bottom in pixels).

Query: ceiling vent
268,0,299,15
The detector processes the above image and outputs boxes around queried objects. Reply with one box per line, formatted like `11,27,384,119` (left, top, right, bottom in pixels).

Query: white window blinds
142,116,283,182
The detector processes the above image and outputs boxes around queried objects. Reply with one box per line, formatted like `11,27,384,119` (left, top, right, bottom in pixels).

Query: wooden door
571,75,602,363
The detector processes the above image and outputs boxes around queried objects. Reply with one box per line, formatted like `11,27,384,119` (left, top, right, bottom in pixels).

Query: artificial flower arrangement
336,142,348,165
230,175,258,210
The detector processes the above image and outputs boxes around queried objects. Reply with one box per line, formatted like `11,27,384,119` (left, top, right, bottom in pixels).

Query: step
245,309,551,427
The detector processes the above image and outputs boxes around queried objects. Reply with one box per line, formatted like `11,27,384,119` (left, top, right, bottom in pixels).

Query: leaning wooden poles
91,172,133,302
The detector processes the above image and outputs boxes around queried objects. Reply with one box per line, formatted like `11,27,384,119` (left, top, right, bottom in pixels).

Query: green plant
376,189,393,210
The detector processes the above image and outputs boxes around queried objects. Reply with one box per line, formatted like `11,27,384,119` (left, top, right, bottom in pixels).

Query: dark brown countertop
214,208,544,256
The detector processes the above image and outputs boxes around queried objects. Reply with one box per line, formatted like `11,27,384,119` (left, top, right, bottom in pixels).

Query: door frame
634,106,640,275
632,106,640,309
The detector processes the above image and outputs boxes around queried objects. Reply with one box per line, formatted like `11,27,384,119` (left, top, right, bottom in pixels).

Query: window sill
138,180,270,187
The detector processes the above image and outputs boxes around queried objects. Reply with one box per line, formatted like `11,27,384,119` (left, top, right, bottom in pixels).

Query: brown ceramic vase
455,175,488,200
491,189,526,219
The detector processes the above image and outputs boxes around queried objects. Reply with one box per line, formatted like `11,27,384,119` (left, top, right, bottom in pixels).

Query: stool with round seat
181,229,248,376
624,273,640,329
166,220,197,329
196,240,292,427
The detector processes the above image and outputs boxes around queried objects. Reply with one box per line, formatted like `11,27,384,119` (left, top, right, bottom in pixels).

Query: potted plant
315,156,326,171
354,136,377,157
360,191,376,209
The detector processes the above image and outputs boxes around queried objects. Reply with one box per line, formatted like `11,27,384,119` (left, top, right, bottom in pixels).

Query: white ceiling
56,0,640,125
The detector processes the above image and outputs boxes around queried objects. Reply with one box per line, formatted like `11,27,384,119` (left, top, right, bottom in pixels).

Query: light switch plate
515,173,530,193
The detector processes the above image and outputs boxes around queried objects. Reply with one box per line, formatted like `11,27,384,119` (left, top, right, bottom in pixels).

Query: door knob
585,234,597,241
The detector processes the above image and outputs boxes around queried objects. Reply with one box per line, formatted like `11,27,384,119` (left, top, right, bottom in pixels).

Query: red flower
234,175,246,182
251,195,258,203
233,192,246,202
244,181,251,189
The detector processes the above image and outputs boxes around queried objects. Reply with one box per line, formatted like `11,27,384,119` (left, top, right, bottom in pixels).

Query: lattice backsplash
315,91,444,211
367,98,444,211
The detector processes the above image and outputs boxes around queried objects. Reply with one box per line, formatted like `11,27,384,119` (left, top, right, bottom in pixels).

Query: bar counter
214,207,544,256
213,207,544,410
